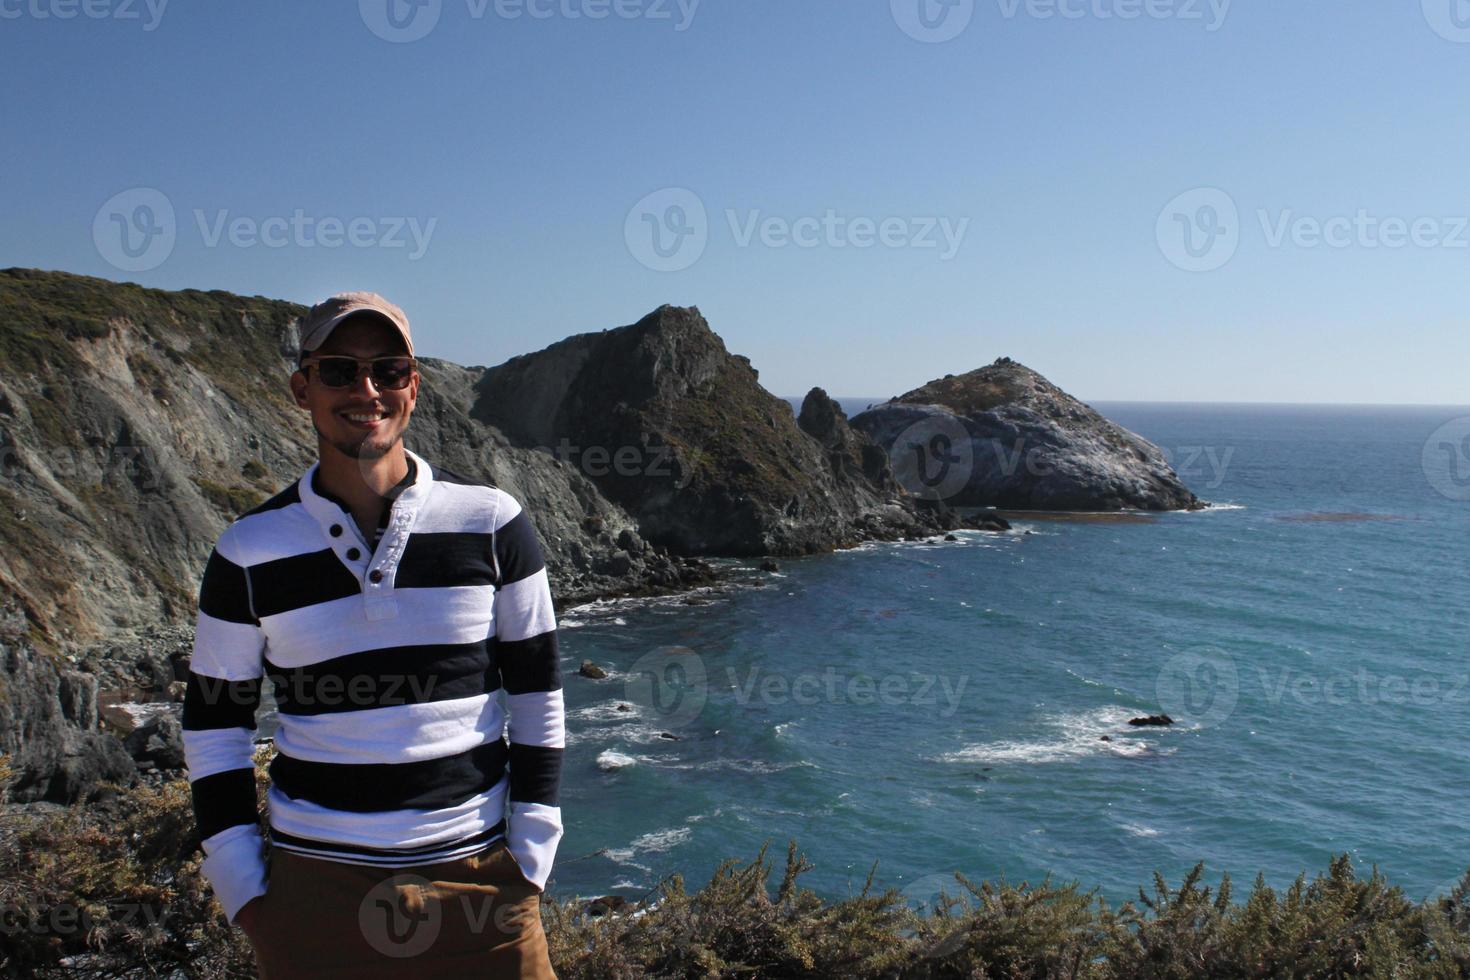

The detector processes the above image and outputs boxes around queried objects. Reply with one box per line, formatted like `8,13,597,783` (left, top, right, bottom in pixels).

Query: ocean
255,402,1470,908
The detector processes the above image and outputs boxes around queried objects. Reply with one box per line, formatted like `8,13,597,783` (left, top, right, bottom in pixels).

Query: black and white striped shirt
181,450,564,923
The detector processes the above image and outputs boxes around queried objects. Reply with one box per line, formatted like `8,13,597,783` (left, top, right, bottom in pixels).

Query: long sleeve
181,527,268,923
492,494,564,892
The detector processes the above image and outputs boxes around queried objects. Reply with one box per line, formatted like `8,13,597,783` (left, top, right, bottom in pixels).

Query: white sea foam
630,827,693,852
569,724,666,747
1120,822,1160,838
596,750,639,771
938,705,1175,765
568,700,643,723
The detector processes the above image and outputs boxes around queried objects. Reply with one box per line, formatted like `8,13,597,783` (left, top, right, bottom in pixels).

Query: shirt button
369,569,383,584
346,548,361,561
329,525,343,537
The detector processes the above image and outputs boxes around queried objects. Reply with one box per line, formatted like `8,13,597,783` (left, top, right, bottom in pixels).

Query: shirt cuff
199,824,268,923
505,801,563,892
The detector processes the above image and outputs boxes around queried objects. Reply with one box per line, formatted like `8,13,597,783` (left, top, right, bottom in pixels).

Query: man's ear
289,369,309,408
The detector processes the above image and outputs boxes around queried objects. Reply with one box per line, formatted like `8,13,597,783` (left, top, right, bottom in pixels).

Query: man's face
290,316,419,462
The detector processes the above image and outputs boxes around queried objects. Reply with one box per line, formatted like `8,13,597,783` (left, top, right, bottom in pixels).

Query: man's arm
180,526,268,924
493,493,565,891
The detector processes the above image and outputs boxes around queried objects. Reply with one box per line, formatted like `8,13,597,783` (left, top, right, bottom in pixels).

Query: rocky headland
850,357,1206,512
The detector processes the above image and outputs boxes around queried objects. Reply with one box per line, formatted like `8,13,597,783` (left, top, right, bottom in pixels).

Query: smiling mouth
342,410,388,426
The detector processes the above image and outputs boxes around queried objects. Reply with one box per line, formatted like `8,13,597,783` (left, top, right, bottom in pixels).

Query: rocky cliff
473,305,939,555
850,358,1205,511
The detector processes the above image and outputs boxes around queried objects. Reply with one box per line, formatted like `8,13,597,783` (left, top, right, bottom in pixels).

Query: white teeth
346,413,385,422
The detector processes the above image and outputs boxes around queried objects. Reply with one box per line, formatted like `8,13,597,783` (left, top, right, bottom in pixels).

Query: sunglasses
302,355,416,390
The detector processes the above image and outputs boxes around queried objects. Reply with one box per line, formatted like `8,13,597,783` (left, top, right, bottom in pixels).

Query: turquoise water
550,402,1470,907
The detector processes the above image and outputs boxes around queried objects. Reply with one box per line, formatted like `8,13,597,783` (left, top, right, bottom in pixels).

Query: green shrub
2,765,1466,979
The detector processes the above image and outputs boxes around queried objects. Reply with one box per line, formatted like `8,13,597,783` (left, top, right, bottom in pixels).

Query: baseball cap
297,292,414,364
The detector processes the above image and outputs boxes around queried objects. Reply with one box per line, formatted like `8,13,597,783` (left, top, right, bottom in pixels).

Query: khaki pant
251,840,557,979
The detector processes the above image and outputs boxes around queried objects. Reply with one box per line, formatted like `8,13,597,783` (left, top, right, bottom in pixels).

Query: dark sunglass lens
316,359,360,387
372,359,414,389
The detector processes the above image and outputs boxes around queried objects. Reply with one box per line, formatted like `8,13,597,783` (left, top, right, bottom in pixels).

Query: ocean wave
937,705,1176,765
596,749,639,771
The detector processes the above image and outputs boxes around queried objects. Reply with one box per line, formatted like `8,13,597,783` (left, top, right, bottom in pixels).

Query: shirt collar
309,454,418,515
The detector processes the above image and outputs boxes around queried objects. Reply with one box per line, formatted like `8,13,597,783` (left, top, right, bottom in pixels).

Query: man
181,292,563,978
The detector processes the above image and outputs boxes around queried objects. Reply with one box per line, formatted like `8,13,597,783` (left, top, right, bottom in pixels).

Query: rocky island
851,357,1206,512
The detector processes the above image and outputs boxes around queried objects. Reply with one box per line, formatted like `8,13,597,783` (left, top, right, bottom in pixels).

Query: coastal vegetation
2,765,1466,978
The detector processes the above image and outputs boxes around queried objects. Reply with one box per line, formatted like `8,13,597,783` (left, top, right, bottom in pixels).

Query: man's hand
234,894,266,947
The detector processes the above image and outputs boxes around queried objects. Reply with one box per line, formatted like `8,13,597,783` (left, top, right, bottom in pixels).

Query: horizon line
785,396,1470,410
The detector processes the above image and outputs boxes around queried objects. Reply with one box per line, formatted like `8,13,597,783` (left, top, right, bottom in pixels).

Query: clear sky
3,0,1466,404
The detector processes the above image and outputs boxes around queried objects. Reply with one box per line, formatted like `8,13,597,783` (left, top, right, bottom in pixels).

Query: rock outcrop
0,637,137,803
850,358,1204,511
472,305,944,555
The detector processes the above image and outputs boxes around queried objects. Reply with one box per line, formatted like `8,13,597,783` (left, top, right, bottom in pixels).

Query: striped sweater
181,449,564,923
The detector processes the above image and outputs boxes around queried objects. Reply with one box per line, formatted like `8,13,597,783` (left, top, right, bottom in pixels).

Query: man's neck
315,443,410,538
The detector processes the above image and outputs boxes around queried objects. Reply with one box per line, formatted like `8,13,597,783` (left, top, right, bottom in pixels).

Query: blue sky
3,0,1467,404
